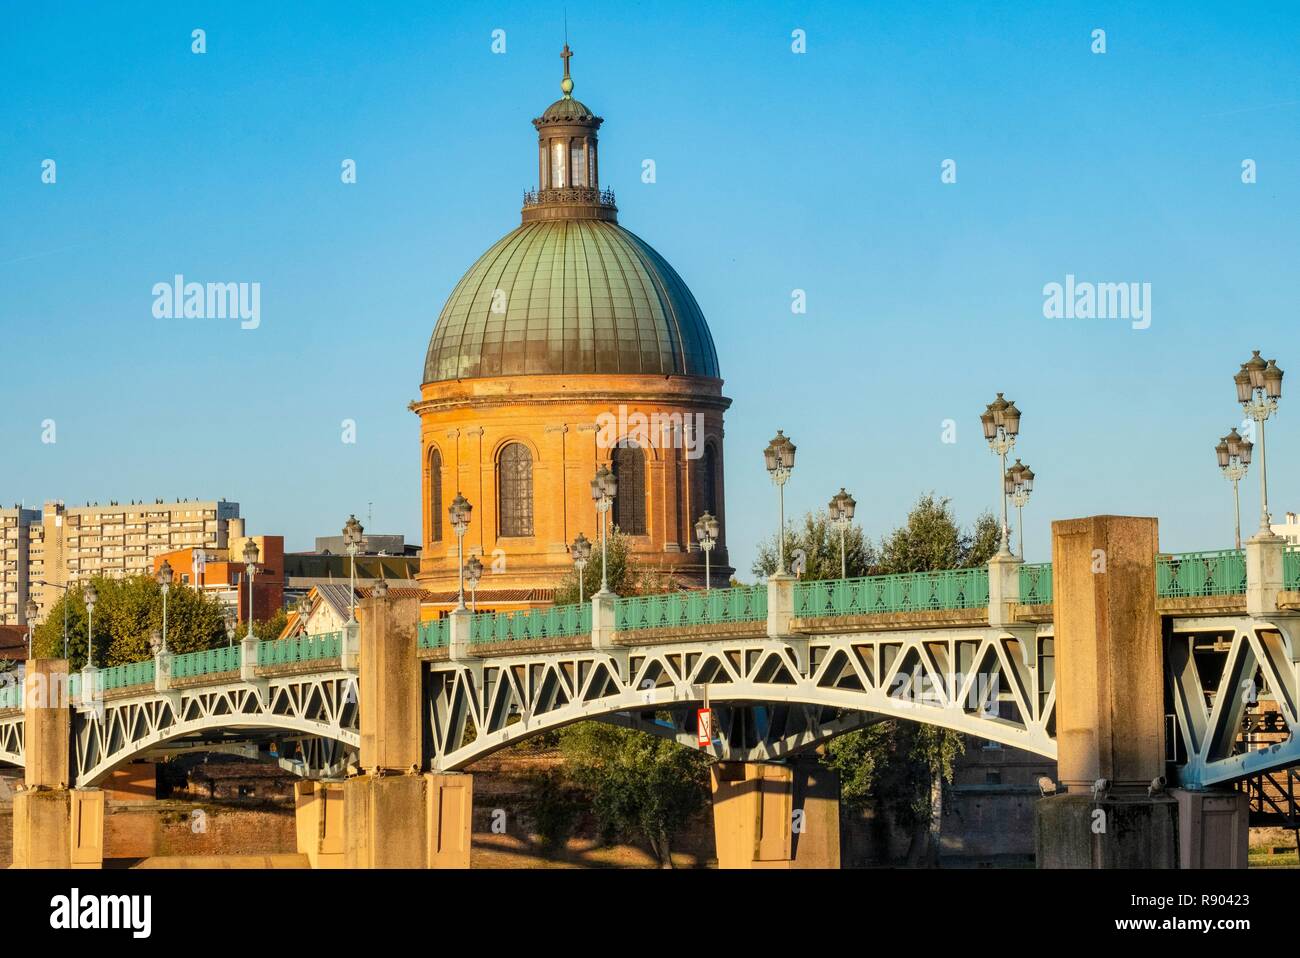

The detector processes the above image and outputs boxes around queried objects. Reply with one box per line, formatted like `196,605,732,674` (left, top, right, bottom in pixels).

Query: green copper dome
424,219,721,383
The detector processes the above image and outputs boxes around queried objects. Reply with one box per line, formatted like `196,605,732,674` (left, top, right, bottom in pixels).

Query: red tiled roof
0,626,29,660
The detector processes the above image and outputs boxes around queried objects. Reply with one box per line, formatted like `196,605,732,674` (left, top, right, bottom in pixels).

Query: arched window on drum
498,443,535,537
612,442,647,536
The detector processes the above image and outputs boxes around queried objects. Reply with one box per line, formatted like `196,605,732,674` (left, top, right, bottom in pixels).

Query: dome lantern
524,45,616,224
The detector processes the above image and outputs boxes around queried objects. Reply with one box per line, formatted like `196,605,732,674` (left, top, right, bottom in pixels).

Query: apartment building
5,499,241,625
0,506,42,625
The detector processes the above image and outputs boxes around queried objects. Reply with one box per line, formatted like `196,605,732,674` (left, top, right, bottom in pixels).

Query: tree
247,608,289,642
558,723,709,867
814,494,998,867
31,575,229,669
552,526,682,604
751,509,877,581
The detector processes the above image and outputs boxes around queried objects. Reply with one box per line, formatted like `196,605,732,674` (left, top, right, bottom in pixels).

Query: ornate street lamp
695,512,720,590
828,488,856,579
1236,351,1284,537
448,494,473,609
1217,427,1252,550
83,581,98,668
590,466,617,595
1005,461,1035,559
24,598,38,654
156,559,174,654
764,430,797,575
224,609,237,647
465,554,483,613
242,539,260,641
981,393,1021,557
342,515,365,623
571,533,592,604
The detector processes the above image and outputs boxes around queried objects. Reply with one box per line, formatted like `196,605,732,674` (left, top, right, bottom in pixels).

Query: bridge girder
424,627,1059,770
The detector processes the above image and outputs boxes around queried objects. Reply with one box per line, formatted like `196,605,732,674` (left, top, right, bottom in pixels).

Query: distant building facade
312,533,417,557
0,499,241,626
152,534,284,627
1271,511,1300,543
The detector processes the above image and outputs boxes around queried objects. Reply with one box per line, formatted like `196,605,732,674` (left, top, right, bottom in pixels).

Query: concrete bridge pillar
709,756,839,868
323,594,472,869
11,658,103,869
1035,515,1248,868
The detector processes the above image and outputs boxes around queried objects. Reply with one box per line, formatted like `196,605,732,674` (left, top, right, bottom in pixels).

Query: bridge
4,515,1294,868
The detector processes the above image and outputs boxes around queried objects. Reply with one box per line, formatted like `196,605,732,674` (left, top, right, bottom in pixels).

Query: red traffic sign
697,707,713,747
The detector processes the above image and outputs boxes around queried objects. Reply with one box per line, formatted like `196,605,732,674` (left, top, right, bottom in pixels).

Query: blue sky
2,1,1298,574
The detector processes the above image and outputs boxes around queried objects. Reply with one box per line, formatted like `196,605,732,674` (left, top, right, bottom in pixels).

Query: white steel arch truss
1167,615,1300,788
70,670,359,788
424,626,1059,770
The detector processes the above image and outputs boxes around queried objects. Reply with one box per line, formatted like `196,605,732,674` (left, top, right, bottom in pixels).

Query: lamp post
763,430,797,575
242,539,260,641
156,559,173,655
695,512,720,590
1236,351,1284,537
1005,461,1035,559
84,581,98,668
24,598,38,655
571,533,592,604
828,488,856,579
224,609,237,648
981,394,1021,557
1216,427,1253,550
38,580,70,660
448,494,473,610
465,554,483,613
590,466,617,595
342,515,364,623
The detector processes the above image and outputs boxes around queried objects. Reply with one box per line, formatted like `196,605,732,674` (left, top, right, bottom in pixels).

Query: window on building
701,442,719,517
570,141,586,187
551,140,567,188
612,442,647,536
428,447,443,543
498,443,534,537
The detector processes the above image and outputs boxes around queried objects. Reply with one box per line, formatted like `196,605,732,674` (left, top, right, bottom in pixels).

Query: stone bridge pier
1036,515,1248,868
11,659,103,868
294,594,473,868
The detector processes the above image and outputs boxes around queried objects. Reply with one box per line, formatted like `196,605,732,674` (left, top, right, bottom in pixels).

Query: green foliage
553,526,681,604
876,494,999,574
822,721,893,811
247,608,289,642
31,575,228,669
558,722,709,867
524,768,582,851
751,509,877,581
811,493,996,866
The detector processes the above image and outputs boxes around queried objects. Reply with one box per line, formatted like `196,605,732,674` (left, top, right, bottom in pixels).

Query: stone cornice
412,389,732,417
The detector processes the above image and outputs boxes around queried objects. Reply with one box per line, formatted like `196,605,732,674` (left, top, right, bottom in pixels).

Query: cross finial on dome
560,44,574,97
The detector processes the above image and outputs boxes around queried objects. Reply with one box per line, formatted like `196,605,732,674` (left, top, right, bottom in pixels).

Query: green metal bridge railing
470,603,592,645
257,631,343,667
172,646,241,679
1018,563,1053,605
794,567,990,618
615,584,768,633
100,659,156,691
1156,550,1247,598
419,618,449,649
